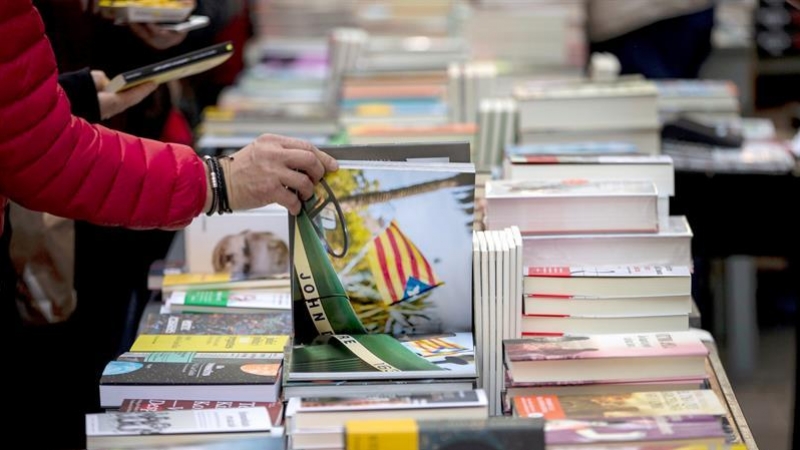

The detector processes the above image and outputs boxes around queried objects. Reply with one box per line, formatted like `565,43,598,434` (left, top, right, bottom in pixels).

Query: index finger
274,135,339,172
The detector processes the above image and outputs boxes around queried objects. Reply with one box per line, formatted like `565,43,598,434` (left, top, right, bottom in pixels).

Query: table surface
706,340,759,450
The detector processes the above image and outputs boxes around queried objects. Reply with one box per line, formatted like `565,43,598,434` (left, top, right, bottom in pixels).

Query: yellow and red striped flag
366,220,443,305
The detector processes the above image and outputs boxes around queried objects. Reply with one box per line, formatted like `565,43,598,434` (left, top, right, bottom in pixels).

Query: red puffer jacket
0,1,207,233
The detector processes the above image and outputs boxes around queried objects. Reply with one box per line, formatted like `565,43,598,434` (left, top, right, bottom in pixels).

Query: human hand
91,71,157,120
129,23,189,50
217,134,339,215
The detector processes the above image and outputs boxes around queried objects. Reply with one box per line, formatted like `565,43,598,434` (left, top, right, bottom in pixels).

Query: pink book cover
504,332,709,362
523,266,692,278
504,370,707,388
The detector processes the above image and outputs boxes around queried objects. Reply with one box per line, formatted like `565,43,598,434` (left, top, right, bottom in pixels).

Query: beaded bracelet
203,155,218,216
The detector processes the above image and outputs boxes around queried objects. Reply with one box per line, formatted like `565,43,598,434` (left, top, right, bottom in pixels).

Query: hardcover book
137,311,293,336
504,332,708,384
513,390,726,420
288,159,477,382
522,266,692,297
485,179,659,235
99,359,283,407
105,41,234,93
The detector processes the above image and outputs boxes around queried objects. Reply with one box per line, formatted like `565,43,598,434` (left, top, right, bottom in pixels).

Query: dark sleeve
57,67,101,123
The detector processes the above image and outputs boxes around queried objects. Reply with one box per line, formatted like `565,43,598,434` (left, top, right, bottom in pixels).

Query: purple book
545,415,726,446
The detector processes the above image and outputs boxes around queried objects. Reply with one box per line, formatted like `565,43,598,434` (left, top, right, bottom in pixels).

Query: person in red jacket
0,2,335,446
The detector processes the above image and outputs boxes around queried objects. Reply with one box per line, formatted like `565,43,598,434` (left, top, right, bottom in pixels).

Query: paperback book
99,358,283,407
138,311,293,336
129,334,289,353
513,390,726,420
119,399,284,426
85,408,274,449
545,415,727,448
504,331,709,384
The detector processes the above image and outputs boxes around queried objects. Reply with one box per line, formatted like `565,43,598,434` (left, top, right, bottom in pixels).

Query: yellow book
130,334,289,353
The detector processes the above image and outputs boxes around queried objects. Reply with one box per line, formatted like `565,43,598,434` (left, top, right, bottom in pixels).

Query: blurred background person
588,0,716,79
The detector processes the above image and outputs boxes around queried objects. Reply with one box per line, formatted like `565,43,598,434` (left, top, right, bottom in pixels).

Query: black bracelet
203,156,219,216
214,156,233,214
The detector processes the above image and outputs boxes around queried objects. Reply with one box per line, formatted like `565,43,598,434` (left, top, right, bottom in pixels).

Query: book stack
501,331,727,441
352,0,460,38
98,334,288,409
472,227,523,415
283,157,479,403
501,154,676,229
513,77,661,155
473,98,518,174
339,69,452,129
286,390,489,450
447,61,498,124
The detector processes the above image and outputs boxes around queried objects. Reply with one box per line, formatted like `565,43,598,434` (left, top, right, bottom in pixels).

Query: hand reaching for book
91,71,157,120
214,134,339,215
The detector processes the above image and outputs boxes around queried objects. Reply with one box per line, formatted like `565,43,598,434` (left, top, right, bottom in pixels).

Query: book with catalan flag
287,154,477,383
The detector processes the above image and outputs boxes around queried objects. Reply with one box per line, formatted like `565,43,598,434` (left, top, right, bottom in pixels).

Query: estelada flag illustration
366,220,443,305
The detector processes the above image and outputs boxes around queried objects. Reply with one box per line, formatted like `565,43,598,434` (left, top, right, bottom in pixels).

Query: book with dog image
287,158,477,382
183,204,290,285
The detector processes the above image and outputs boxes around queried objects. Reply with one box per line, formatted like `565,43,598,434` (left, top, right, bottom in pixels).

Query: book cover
345,417,545,450
514,390,725,420
165,290,291,314
130,335,289,353
106,41,234,93
99,360,283,407
119,399,283,426
544,415,727,446
504,332,708,363
118,352,284,364
138,311,293,336
100,360,283,386
291,160,476,340
85,408,272,440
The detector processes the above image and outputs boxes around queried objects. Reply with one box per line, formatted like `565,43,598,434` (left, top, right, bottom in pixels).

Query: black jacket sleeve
57,68,101,124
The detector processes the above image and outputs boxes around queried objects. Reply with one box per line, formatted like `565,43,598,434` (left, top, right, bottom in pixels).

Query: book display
73,2,788,450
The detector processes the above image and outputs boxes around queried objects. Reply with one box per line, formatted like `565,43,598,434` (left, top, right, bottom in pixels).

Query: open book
288,159,477,382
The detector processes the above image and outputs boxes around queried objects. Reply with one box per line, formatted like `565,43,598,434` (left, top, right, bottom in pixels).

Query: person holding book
0,1,336,447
